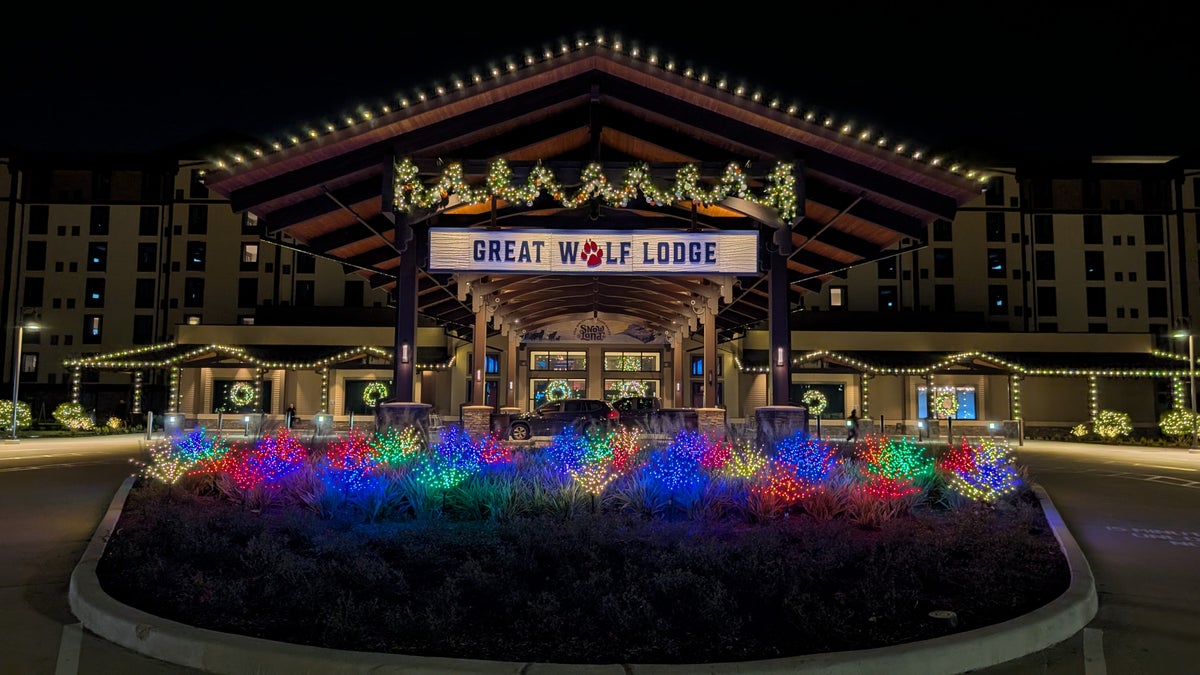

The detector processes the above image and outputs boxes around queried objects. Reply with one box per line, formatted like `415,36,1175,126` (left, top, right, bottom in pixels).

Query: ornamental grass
99,424,1066,664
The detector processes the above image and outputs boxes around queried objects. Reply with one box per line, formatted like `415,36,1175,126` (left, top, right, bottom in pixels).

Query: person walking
286,402,297,428
846,408,859,441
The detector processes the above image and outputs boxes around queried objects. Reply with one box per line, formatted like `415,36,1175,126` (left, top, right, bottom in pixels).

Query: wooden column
672,332,685,407
391,216,418,402
506,336,519,409
768,243,791,405
704,304,717,408
473,306,487,405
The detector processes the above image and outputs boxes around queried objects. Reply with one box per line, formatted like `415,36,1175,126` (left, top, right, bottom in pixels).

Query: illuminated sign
428,228,759,274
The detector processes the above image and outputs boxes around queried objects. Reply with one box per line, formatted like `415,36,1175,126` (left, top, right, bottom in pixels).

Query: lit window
830,286,845,307
241,243,259,263
185,315,201,325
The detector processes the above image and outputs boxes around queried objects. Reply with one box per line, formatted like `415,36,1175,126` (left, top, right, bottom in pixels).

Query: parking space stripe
55,623,82,675
1083,627,1106,675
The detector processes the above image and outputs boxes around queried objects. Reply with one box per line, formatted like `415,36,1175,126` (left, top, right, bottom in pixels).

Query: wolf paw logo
581,239,603,267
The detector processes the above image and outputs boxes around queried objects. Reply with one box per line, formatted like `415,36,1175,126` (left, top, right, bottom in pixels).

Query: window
986,248,1006,278
1113,235,1122,246
89,205,109,236
485,354,500,374
294,280,315,306
240,242,259,271
1083,215,1103,244
242,212,259,235
1115,271,1124,282
296,252,316,274
1126,235,1135,246
877,258,896,279
135,278,155,308
603,352,661,371
238,278,258,308
239,315,256,325
932,219,953,241
934,284,955,311
19,353,38,380
82,315,103,344
189,169,208,199
137,242,157,272
1147,287,1168,317
985,212,1005,241
343,279,364,307
185,315,201,325
1086,287,1106,317
29,205,49,234
1129,271,1137,281
878,285,898,310
987,285,1008,315
86,242,107,271
1145,251,1166,281
1037,286,1057,316
528,379,587,408
1143,216,1164,245
186,241,206,271
690,355,722,376
139,206,159,236
829,285,847,309
917,386,978,420
984,176,1005,206
1131,308,1139,319
1035,250,1055,280
1116,307,1126,319
933,248,954,277
1033,214,1054,243
84,278,105,307
26,240,47,270
183,277,205,307
187,204,207,234
132,315,154,344
1084,251,1105,281
23,277,44,308
529,351,587,371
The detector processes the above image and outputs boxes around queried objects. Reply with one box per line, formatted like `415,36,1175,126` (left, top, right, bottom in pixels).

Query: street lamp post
1174,330,1197,451
10,313,40,442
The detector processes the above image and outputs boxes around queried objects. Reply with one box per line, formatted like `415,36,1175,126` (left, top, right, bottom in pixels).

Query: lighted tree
0,400,32,429
1158,408,1198,439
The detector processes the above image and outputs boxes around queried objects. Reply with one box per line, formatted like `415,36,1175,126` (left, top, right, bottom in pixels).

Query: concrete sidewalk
68,477,1098,675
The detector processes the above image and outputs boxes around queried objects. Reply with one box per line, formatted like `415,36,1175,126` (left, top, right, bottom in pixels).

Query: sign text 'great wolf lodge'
428,229,759,275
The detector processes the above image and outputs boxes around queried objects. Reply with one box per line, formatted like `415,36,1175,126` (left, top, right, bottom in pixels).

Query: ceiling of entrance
203,35,985,342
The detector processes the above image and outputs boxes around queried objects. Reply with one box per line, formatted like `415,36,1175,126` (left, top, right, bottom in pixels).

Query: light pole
10,312,40,442
1174,330,1197,451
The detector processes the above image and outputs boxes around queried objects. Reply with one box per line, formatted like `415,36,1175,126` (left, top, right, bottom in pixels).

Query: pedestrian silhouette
846,408,859,441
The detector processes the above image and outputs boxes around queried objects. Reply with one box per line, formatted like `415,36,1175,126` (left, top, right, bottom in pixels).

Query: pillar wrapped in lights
320,367,329,413
254,369,264,412
861,374,870,417
1088,375,1099,421
132,371,143,414
1173,377,1186,409
71,367,81,403
1010,375,1021,420
169,368,180,412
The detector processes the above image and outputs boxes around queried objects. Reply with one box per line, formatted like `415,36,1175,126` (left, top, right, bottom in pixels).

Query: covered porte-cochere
199,33,986,438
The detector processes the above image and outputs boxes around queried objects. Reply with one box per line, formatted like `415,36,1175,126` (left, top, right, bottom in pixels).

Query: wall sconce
476,369,482,382
776,347,785,367
401,342,410,364
675,381,682,392
508,380,513,390
707,369,714,386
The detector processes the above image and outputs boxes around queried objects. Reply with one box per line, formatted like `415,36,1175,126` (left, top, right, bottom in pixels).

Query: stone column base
461,405,493,439
696,408,727,438
375,402,432,438
755,405,807,450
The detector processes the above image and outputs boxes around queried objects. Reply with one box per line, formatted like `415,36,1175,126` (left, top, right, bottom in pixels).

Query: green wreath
544,379,573,402
228,382,256,407
800,389,828,416
362,382,389,407
933,389,959,418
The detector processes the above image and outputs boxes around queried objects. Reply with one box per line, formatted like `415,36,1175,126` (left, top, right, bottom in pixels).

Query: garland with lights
394,158,799,222
362,382,389,407
800,389,827,416
932,389,959,419
544,379,573,402
228,382,256,407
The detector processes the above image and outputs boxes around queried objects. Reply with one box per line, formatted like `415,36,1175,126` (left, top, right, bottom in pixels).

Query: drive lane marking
1083,627,1106,675
55,623,82,675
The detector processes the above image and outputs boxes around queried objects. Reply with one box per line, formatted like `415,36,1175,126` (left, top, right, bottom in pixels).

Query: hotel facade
2,37,1197,440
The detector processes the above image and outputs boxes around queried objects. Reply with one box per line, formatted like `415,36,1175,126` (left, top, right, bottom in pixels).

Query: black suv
508,398,619,440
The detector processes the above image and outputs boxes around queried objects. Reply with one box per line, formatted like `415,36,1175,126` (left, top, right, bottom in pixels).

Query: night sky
2,3,1196,165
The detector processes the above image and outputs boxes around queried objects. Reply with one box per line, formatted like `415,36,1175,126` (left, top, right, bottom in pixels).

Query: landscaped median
70,426,1097,674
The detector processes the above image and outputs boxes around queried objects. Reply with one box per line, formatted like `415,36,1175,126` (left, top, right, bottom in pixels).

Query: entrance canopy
203,32,984,341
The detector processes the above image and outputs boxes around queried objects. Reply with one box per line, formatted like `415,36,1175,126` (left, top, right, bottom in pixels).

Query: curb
70,479,1096,675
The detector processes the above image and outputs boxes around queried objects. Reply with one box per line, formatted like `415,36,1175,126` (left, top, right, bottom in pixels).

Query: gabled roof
63,343,454,370
202,33,985,342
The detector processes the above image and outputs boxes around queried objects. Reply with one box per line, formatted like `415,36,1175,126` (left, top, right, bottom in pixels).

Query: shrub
1158,408,1198,439
1093,410,1132,439
53,401,94,430
0,400,32,429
